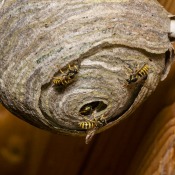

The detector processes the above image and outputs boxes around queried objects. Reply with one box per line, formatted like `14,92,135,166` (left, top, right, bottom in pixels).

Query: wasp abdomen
79,122,95,130
127,64,149,84
138,65,149,78
53,76,70,86
79,115,107,130
53,64,79,86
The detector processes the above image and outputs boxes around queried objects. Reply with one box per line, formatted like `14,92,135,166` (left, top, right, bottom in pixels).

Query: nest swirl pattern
0,0,174,136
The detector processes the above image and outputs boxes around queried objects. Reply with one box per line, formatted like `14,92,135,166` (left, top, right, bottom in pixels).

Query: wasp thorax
79,101,107,116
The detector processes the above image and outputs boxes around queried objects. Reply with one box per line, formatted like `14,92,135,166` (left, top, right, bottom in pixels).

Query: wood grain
126,61,175,175
158,0,175,14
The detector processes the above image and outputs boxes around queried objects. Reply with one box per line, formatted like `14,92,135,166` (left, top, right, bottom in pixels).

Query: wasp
126,64,149,84
79,101,107,116
79,105,93,116
78,115,107,130
79,115,107,144
53,64,79,86
79,120,96,130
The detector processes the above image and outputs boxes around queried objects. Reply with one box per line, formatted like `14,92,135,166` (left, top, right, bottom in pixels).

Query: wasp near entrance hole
126,64,149,84
53,64,79,86
79,115,107,130
79,115,107,144
79,105,93,116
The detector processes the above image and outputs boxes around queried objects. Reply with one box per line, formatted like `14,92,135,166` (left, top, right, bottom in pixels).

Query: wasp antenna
74,65,78,70
60,69,64,74
68,64,72,70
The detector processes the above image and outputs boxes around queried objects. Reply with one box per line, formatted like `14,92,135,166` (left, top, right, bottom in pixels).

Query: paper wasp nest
0,0,174,140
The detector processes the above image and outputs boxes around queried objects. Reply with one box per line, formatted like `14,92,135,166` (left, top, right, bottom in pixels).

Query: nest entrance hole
79,101,107,116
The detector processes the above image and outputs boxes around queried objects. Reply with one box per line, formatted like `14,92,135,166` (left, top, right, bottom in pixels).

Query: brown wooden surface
0,1,175,175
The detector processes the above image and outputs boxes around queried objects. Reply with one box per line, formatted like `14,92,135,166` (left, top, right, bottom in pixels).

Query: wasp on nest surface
79,102,108,143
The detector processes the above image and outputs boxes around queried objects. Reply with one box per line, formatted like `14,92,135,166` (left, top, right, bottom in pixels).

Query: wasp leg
68,64,72,71
62,79,68,85
60,69,64,74
74,65,78,71
100,114,107,125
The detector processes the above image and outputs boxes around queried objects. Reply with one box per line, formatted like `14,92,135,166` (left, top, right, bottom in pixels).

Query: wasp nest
0,0,174,142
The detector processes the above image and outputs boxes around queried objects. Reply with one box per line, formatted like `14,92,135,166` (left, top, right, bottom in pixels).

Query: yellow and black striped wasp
53,64,79,86
126,64,149,84
79,114,107,144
